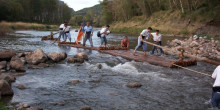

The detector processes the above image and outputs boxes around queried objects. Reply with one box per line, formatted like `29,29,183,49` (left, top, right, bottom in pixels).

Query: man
151,30,164,55
211,66,220,108
83,22,93,47
58,22,65,41
100,25,111,47
121,36,129,49
133,27,153,56
63,23,71,42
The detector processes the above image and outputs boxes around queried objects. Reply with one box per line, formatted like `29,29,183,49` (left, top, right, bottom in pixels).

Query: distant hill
73,4,102,16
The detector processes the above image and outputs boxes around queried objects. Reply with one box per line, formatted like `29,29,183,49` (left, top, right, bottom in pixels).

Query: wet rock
25,49,48,65
55,102,65,106
10,57,26,72
0,50,16,61
0,73,16,85
16,104,30,110
16,84,27,90
68,57,84,63
127,82,142,88
97,64,102,69
38,63,49,68
17,52,25,57
26,107,43,110
0,80,13,96
80,106,92,110
71,80,80,84
28,65,40,69
74,52,88,61
0,61,7,70
48,52,67,62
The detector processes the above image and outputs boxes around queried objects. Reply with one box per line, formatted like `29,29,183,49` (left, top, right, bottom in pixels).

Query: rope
172,63,212,77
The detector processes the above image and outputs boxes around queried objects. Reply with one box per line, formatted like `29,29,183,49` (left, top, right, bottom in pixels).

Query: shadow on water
0,30,216,110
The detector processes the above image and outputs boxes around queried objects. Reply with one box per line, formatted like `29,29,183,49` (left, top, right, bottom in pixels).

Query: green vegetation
0,102,10,110
99,0,220,35
0,0,72,24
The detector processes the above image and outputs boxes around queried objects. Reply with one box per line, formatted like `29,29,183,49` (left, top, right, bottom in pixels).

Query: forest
101,0,220,24
0,0,73,24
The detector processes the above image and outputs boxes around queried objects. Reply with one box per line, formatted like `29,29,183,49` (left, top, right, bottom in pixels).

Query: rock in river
127,82,142,88
0,80,13,96
80,106,92,110
0,61,7,70
16,84,27,90
0,73,16,85
68,57,84,63
0,50,16,61
48,52,67,62
74,52,88,61
26,49,48,65
10,57,26,72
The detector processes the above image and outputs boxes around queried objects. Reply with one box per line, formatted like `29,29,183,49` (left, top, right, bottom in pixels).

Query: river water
0,29,217,110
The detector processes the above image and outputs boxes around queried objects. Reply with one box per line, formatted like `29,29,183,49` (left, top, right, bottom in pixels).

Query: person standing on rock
211,65,220,108
63,23,72,42
100,25,111,47
58,21,66,41
83,22,94,47
133,27,152,56
151,30,164,55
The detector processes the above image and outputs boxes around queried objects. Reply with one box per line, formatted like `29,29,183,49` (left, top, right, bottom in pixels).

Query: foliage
0,0,72,24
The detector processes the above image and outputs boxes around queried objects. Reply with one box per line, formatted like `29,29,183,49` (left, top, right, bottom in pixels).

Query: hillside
73,4,102,16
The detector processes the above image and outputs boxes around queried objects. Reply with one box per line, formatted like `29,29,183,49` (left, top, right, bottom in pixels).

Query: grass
110,10,209,36
0,21,59,35
0,102,11,110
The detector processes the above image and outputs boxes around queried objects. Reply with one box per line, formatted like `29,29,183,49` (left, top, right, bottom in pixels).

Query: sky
61,0,101,11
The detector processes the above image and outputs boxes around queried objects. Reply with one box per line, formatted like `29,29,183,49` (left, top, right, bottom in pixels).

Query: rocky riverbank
167,35,220,60
0,49,89,110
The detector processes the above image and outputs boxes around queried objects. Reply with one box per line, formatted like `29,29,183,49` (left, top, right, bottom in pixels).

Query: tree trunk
179,0,184,13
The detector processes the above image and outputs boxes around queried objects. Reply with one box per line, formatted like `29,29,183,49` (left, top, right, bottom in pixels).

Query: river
0,29,217,110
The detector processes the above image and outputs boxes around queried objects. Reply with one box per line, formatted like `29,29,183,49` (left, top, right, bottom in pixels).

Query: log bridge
57,42,202,68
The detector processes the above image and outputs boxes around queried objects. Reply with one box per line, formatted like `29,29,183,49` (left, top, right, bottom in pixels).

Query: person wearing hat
100,25,111,47
133,27,153,56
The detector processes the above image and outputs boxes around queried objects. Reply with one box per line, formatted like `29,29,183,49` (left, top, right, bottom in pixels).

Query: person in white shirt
63,23,71,42
100,25,110,47
133,27,152,56
151,30,164,55
58,22,66,41
83,22,93,47
211,66,220,108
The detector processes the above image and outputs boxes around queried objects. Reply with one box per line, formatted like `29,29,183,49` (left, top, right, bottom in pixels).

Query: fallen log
41,32,59,41
98,46,128,50
143,40,220,65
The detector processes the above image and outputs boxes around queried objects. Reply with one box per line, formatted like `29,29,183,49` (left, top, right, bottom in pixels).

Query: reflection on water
0,30,216,110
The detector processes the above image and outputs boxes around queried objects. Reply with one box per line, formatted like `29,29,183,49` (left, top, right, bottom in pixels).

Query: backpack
97,31,101,37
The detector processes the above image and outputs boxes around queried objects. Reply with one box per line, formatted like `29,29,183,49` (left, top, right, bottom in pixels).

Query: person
63,23,71,42
100,25,111,47
133,27,153,56
211,66,220,108
121,36,129,49
83,22,93,47
58,22,65,41
151,30,164,55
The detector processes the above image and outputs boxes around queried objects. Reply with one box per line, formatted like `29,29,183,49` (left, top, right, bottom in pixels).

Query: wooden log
143,40,220,65
98,46,128,50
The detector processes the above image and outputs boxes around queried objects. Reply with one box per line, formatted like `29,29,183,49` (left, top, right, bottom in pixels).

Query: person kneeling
121,36,129,49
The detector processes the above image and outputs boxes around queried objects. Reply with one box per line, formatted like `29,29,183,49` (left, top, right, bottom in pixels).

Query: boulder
25,49,48,65
0,73,16,85
0,61,7,70
0,50,16,61
70,80,80,84
74,52,88,61
17,52,25,57
0,80,13,96
80,106,92,110
28,65,40,69
38,63,49,68
68,57,84,63
127,82,142,88
48,52,67,62
10,57,26,72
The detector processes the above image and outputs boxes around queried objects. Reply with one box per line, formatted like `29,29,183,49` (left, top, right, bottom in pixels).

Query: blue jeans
212,91,220,107
152,41,164,54
135,37,147,51
58,30,64,40
101,34,107,44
